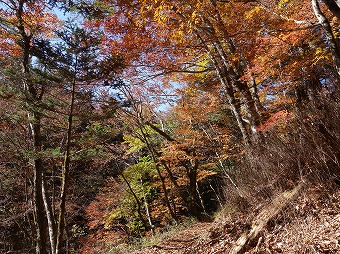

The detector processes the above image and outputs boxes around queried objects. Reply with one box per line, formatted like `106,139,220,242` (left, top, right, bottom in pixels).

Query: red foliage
257,110,292,133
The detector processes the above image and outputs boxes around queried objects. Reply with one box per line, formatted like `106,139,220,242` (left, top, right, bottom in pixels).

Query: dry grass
222,91,340,213
256,187,340,253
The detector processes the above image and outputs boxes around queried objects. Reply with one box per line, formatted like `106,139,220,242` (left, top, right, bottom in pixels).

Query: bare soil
131,187,340,254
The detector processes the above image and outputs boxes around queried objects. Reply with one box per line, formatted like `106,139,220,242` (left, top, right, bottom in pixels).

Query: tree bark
202,9,262,142
139,125,178,222
176,3,254,145
186,159,199,217
17,0,48,251
312,0,340,78
324,0,340,20
250,77,264,117
196,32,251,145
140,178,155,235
161,161,189,206
55,77,76,254
42,171,56,254
196,182,207,214
32,140,47,254
233,79,261,142
121,173,145,223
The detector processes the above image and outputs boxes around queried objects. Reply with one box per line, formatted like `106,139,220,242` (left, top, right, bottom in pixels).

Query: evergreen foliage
0,0,339,253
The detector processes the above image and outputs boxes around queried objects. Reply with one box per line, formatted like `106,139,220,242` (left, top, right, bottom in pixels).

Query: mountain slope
130,186,340,254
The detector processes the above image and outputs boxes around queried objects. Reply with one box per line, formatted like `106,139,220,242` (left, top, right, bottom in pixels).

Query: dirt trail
131,188,340,254
131,216,254,254
132,221,233,254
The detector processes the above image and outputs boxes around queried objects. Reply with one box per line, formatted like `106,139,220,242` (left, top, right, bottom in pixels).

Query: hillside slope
131,186,340,254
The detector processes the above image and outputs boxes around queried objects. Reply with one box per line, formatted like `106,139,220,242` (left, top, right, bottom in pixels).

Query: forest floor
131,186,340,254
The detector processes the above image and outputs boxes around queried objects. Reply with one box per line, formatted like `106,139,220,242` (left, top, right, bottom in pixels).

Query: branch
229,184,303,254
145,121,178,143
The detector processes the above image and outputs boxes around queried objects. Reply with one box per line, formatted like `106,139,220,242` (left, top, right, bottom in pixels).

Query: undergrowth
107,217,197,254
222,91,340,212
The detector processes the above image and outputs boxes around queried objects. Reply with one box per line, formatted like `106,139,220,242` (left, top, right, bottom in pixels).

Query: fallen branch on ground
229,183,303,254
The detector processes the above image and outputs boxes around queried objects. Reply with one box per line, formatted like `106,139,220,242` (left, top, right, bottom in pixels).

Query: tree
122,108,179,222
92,0,339,147
323,0,340,19
0,1,124,250
117,156,157,234
1,0,339,252
91,0,264,145
33,23,124,254
0,1,60,252
311,0,340,78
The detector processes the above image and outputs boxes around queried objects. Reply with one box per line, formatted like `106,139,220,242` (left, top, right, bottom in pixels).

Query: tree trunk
55,78,76,254
186,159,199,217
32,122,48,254
42,171,56,254
304,71,322,102
121,173,145,223
250,77,264,118
177,4,253,146
161,161,189,205
233,79,261,142
312,0,340,78
198,33,251,145
196,182,207,214
17,0,48,249
139,126,178,222
140,178,155,235
324,0,340,19
200,15,261,143
209,182,223,208
212,37,261,141
224,85,251,146
155,163,178,222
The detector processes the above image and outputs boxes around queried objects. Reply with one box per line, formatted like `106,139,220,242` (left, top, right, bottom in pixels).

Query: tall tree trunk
196,32,251,145
176,4,253,145
27,104,47,254
121,173,145,222
201,14,261,142
161,161,192,205
17,0,48,250
55,78,76,254
32,138,47,254
196,182,207,215
209,182,223,208
312,0,340,78
139,126,178,222
186,159,199,217
324,0,340,19
42,171,56,254
155,163,178,221
250,77,264,116
233,79,261,142
140,178,155,235
224,84,251,146
212,39,261,141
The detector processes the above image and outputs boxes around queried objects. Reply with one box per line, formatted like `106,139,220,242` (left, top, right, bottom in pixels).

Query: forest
0,0,339,253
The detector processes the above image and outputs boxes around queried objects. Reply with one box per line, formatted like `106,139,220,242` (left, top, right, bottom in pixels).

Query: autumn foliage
0,0,339,253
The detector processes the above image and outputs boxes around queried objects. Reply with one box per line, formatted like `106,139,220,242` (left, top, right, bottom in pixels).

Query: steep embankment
131,186,340,254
